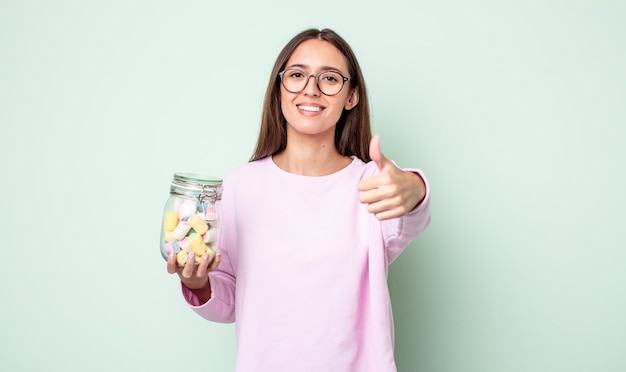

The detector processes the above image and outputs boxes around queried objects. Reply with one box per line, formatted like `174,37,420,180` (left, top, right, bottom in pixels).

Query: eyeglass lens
281,69,346,96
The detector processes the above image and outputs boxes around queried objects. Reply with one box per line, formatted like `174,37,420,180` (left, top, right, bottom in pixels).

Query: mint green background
1,1,624,371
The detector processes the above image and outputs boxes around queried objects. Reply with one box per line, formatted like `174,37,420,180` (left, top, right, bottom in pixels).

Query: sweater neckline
266,155,359,180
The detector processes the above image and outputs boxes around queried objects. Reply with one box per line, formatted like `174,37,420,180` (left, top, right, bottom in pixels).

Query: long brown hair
250,28,372,162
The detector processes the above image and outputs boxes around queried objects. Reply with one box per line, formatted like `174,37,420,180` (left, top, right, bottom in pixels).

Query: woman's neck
272,136,351,176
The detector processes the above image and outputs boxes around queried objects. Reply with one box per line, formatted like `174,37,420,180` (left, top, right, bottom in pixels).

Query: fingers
369,135,393,171
208,250,222,271
166,248,222,295
370,135,383,170
367,200,408,220
359,135,400,193
181,252,197,279
358,172,397,200
194,250,217,278
358,170,390,192
166,252,178,274
167,249,221,273
360,136,427,220
359,168,425,220
362,188,407,218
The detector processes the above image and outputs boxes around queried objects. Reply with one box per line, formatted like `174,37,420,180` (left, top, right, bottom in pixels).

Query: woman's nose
302,74,321,96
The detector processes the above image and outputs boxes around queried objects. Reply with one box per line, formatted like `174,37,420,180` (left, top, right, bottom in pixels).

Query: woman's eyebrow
286,63,345,73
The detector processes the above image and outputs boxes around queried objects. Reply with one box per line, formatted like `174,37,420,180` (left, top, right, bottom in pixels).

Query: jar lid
173,173,222,186
170,173,223,200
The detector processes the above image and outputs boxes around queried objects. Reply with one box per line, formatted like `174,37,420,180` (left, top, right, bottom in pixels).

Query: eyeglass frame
278,68,351,96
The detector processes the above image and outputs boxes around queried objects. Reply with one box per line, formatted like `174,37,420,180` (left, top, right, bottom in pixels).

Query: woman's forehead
286,39,349,72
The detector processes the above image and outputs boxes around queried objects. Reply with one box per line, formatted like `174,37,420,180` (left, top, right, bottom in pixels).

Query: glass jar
160,173,223,266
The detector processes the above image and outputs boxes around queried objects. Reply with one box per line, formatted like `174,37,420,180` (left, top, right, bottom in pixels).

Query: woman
167,28,431,371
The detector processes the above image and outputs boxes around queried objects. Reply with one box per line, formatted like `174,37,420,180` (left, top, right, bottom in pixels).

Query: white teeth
298,105,321,112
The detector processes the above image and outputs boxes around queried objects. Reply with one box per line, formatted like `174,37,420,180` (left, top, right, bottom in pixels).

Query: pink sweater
182,156,431,371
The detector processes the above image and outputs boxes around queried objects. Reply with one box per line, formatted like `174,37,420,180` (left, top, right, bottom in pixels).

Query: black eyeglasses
278,68,350,96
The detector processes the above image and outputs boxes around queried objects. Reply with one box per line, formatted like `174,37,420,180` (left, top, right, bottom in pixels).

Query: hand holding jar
161,173,223,300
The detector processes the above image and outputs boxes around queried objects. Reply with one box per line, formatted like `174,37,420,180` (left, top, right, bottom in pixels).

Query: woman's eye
322,74,339,83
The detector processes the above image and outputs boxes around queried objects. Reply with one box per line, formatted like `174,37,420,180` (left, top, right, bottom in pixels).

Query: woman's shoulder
224,157,272,182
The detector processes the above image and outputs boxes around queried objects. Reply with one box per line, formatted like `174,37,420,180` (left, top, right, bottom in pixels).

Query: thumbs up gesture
358,135,426,220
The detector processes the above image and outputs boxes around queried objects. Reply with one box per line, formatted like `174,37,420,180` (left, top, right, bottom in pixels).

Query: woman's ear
344,89,360,110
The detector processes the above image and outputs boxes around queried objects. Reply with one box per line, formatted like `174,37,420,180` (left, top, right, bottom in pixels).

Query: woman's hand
358,135,426,221
167,250,221,303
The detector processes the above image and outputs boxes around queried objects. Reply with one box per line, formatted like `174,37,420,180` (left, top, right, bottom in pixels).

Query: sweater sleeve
180,251,236,323
382,168,431,264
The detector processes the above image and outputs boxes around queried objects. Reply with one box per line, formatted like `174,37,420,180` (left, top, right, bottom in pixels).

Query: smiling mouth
297,105,322,112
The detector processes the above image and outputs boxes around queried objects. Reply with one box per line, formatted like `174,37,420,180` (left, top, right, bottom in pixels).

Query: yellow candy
195,249,216,264
176,250,188,266
189,233,207,256
163,211,179,232
188,213,209,235
163,231,176,243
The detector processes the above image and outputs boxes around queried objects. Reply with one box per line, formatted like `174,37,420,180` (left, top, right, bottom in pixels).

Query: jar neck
170,173,223,202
